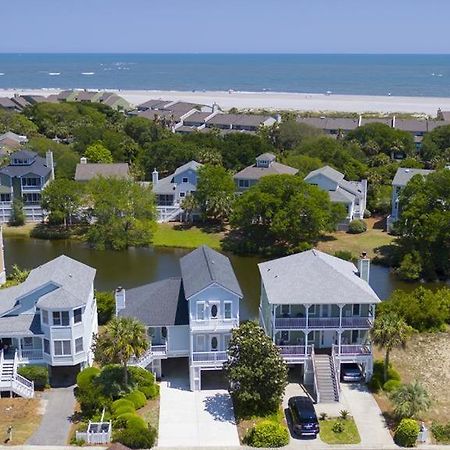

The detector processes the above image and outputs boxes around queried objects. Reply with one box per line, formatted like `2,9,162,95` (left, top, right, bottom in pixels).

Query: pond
3,237,442,321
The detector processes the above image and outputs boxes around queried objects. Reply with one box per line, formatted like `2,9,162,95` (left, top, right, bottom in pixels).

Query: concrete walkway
26,386,76,445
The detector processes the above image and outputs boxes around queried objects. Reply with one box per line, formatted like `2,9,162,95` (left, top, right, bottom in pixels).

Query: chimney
357,252,370,284
152,168,159,185
0,226,5,286
115,287,126,315
46,150,55,181
80,157,87,164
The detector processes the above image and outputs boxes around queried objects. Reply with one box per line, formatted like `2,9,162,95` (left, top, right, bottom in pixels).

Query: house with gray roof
0,253,98,397
152,160,203,222
0,149,55,223
0,131,28,153
205,113,276,132
234,153,298,192
116,245,243,391
259,249,379,402
387,167,435,231
75,157,130,182
304,166,367,227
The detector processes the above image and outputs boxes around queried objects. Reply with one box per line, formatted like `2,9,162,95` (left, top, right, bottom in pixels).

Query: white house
152,160,203,222
0,253,98,397
116,245,243,391
259,249,380,403
304,166,367,228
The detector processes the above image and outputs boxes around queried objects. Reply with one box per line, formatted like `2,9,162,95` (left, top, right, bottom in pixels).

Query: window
352,304,361,316
196,302,205,321
280,305,290,317
0,194,10,202
308,305,317,316
43,339,50,354
42,310,48,325
210,303,219,319
22,337,33,348
182,177,188,183
238,179,250,188
224,302,232,319
179,192,185,198
21,177,40,187
53,311,69,326
54,340,71,356
75,337,83,353
280,330,289,343
224,334,231,350
351,330,359,344
210,336,218,351
74,308,82,324
22,193,41,204
161,326,167,339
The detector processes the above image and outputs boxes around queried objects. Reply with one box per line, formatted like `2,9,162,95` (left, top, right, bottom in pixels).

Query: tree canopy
421,124,450,165
85,142,114,163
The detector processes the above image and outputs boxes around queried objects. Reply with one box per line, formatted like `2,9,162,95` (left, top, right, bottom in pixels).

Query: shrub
139,383,159,399
76,367,100,391
114,425,157,449
243,420,289,448
431,421,450,444
319,412,328,421
114,405,136,416
334,250,354,261
17,365,49,389
123,390,147,409
340,409,349,420
388,367,401,381
383,380,402,393
332,420,344,433
125,415,147,429
368,374,383,393
363,209,372,218
348,219,367,234
96,290,115,325
111,399,135,414
397,252,422,281
394,418,420,447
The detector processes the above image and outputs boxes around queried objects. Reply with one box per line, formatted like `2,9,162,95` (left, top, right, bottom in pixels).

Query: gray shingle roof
119,278,188,326
174,160,202,175
0,132,28,143
0,151,51,178
304,165,344,184
394,119,427,133
180,246,243,299
206,113,274,128
259,249,380,305
392,168,434,187
0,314,42,336
75,163,130,181
329,189,355,203
234,162,298,180
138,99,173,110
0,98,18,109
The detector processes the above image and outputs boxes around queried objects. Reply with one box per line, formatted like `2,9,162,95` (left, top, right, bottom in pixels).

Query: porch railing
192,351,227,363
277,344,312,357
274,316,373,329
19,348,44,360
333,344,372,356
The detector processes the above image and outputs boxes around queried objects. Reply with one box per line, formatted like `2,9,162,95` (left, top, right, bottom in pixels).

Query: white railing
190,318,239,330
0,350,34,398
331,346,341,402
277,344,312,362
19,348,44,360
192,351,227,364
157,205,183,222
334,344,372,356
274,316,373,329
311,346,320,404
76,421,112,444
129,343,168,368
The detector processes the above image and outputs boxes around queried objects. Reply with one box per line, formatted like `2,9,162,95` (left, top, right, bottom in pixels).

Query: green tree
370,313,413,382
269,119,322,151
85,177,156,250
421,124,450,163
9,197,25,226
95,290,115,325
93,317,149,386
85,142,113,163
390,381,431,419
41,179,83,227
230,175,345,254
0,110,38,135
224,321,288,416
195,165,235,222
181,194,198,223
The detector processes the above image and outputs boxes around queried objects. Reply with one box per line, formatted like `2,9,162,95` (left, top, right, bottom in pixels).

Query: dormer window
182,177,188,183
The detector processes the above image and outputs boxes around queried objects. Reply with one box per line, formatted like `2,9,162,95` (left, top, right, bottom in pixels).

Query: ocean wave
48,72,60,76
81,72,95,75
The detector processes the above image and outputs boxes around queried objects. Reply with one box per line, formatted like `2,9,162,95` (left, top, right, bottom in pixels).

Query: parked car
341,363,363,382
288,396,320,438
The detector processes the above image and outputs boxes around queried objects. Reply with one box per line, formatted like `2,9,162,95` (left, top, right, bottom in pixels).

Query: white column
272,305,276,342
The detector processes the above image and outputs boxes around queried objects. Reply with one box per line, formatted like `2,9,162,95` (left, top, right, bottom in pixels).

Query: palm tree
181,194,198,223
370,312,413,382
93,316,149,385
390,381,431,419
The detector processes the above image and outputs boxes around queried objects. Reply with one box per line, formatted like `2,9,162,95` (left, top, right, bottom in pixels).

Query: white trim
224,301,233,320
196,302,205,321
185,282,242,301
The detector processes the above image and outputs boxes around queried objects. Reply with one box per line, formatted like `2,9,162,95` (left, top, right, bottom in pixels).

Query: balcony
277,344,312,362
191,351,227,365
333,344,372,356
18,348,44,361
190,318,239,331
274,316,373,330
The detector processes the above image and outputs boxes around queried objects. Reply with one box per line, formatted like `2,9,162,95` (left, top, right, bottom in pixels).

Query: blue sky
2,0,449,53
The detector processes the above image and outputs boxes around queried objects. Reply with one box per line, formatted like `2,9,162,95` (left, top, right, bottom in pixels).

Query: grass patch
153,223,224,250
138,395,160,433
317,217,395,259
2,223,36,238
0,397,43,445
319,418,361,444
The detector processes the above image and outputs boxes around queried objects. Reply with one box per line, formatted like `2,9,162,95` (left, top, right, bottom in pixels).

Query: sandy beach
2,88,450,115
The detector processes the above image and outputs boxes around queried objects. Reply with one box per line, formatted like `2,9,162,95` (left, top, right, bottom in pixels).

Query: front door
320,330,336,348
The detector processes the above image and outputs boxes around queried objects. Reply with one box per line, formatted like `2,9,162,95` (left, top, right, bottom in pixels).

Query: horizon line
1,52,450,56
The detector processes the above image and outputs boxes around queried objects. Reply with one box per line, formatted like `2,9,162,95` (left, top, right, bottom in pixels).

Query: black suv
288,396,320,438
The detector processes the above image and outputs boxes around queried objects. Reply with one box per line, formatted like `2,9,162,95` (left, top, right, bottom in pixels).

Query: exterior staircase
313,354,340,403
0,350,34,398
157,206,183,223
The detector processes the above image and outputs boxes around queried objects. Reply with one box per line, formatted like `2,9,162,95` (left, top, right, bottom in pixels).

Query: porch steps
0,351,34,398
313,354,339,403
0,359,14,382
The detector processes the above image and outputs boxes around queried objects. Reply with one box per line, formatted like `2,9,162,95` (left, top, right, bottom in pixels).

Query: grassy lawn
319,418,361,444
153,223,224,250
0,397,43,445
316,217,395,259
2,223,36,238
138,395,160,433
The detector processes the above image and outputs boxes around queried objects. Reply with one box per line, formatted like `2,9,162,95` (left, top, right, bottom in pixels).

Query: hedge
348,219,367,234
17,365,49,389
113,425,157,449
124,390,147,409
111,399,135,415
394,418,420,447
76,367,100,391
243,420,289,448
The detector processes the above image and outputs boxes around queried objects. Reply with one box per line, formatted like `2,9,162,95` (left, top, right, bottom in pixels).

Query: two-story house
259,249,380,403
304,166,367,228
152,160,203,222
0,254,98,397
233,153,298,192
387,167,434,232
0,149,55,223
116,245,243,391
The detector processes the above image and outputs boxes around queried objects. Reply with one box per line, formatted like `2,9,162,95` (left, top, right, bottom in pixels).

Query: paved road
26,386,76,445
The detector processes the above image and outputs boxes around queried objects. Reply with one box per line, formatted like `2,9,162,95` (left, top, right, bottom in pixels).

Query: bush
363,209,372,218
388,367,401,381
431,421,450,444
340,409,349,420
243,420,289,448
96,290,115,325
368,373,383,393
139,383,159,399
397,252,422,281
348,219,367,234
9,197,25,226
114,405,136,416
77,367,100,391
114,425,157,449
332,420,344,433
394,418,420,447
128,366,159,399
111,399,135,415
334,250,354,261
125,415,147,429
123,390,147,409
383,380,402,393
17,365,49,389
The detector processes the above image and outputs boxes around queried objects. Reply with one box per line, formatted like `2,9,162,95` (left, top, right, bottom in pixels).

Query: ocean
0,53,449,97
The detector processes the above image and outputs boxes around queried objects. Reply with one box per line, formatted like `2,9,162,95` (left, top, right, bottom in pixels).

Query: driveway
158,358,239,447
26,386,76,445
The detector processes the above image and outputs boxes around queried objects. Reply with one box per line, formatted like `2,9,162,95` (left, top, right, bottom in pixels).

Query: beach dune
2,88,450,115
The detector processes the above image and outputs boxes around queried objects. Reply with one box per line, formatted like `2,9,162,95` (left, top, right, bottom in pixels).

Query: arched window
211,336,218,351
210,304,218,319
